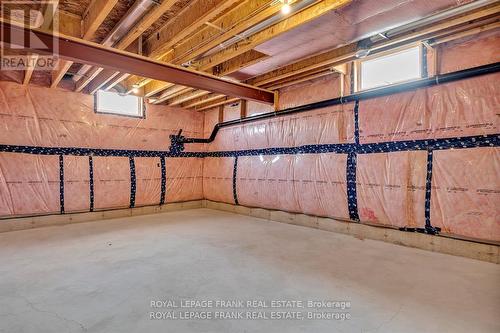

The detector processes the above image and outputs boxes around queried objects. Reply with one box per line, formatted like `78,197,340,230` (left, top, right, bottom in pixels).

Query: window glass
96,91,143,117
360,46,421,90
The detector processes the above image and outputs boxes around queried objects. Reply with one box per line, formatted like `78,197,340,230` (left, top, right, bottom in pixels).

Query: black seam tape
347,152,359,221
233,156,239,205
59,155,64,214
89,156,94,212
0,134,497,158
129,157,136,208
160,156,166,205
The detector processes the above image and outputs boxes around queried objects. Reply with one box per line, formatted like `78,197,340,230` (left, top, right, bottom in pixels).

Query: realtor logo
1,0,59,71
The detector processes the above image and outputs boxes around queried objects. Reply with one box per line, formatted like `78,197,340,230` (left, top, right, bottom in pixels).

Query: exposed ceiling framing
0,20,275,104
1,0,497,112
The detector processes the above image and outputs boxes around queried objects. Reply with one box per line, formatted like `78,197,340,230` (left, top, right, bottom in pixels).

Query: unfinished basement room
0,0,499,332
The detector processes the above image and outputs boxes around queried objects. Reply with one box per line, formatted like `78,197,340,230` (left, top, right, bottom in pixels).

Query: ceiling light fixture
281,0,291,15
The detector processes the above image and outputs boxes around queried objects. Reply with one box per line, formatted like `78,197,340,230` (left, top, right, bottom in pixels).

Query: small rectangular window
358,45,422,91
95,91,144,118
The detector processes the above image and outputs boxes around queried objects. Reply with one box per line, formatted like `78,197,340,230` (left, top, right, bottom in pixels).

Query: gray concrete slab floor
0,208,499,333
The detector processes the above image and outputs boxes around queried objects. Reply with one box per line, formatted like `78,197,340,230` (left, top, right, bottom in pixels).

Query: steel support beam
0,21,275,104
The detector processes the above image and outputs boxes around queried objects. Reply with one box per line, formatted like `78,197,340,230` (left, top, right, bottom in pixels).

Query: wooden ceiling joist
24,1,58,86
74,0,179,92
195,97,240,112
1,20,275,104
193,0,352,71
86,69,121,94
145,0,241,60
172,0,282,65
187,3,499,112
100,0,240,93
152,49,268,106
145,81,176,97
151,86,193,104
247,3,500,87
181,93,225,109
137,0,282,98
51,0,119,88
104,73,131,91
23,55,38,85
140,0,351,100
167,89,211,106
212,50,269,76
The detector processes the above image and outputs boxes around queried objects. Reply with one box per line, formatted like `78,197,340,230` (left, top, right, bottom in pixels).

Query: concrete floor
0,209,499,333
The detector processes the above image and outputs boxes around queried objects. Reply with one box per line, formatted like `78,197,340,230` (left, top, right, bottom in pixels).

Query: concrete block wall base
202,200,500,264
0,200,203,233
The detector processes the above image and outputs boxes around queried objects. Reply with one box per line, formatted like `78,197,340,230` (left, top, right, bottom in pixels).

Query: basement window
357,45,422,91
95,91,144,118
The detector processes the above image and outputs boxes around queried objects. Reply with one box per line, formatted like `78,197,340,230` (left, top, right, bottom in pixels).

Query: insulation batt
0,33,499,243
0,82,204,215
204,73,499,242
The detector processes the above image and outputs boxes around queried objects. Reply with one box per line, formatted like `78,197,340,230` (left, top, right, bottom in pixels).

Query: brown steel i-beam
0,20,275,104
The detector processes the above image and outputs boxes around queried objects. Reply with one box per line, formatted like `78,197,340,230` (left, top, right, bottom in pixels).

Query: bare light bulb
132,87,139,94
281,3,291,14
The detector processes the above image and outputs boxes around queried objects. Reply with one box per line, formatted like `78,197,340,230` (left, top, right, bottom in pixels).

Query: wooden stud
23,54,38,85
218,105,224,122
240,99,247,119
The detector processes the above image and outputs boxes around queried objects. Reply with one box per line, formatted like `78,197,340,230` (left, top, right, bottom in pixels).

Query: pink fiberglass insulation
238,154,298,212
278,74,342,110
204,108,219,138
63,156,90,212
202,157,235,204
356,151,427,228
166,158,204,203
223,103,240,122
0,82,204,216
236,154,349,219
93,156,131,210
431,147,500,241
0,153,60,217
359,73,499,143
207,103,355,152
0,30,498,245
438,31,500,75
0,82,204,151
204,40,499,241
247,101,274,117
135,157,162,207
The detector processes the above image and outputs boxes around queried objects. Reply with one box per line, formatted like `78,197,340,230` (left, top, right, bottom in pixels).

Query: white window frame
354,44,423,92
95,91,145,118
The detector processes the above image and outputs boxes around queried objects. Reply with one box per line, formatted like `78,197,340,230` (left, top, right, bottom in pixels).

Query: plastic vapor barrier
237,153,349,219
0,82,205,217
203,157,235,204
166,158,204,203
204,72,499,243
0,33,498,246
0,153,60,216
207,103,355,152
